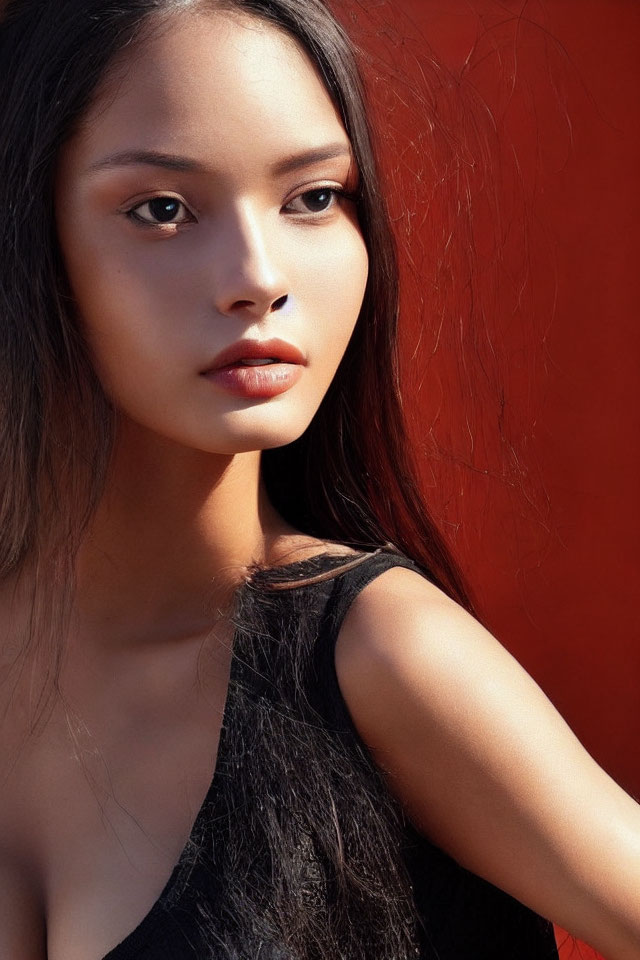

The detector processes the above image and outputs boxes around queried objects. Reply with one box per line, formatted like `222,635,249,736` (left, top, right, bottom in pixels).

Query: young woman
0,1,638,958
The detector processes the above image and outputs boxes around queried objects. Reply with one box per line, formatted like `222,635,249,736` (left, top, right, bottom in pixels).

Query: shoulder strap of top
324,549,432,641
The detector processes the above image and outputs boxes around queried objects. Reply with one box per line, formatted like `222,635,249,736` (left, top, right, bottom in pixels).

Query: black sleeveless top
104,549,559,959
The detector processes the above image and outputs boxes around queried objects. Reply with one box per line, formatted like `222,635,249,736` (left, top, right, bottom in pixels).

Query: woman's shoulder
333,556,519,762
331,556,514,843
333,556,640,954
334,558,469,698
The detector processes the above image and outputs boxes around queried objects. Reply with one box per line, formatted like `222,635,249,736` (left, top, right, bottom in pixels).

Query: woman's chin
114,416,310,458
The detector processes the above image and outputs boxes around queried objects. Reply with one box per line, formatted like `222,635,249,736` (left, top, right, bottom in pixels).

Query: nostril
271,295,288,312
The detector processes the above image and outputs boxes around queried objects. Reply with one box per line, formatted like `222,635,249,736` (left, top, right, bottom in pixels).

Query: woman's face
55,10,368,455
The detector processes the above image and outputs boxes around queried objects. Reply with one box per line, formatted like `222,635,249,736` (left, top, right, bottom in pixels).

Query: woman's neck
72,418,290,647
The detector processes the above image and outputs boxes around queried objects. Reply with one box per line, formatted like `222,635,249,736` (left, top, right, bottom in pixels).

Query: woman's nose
213,204,289,320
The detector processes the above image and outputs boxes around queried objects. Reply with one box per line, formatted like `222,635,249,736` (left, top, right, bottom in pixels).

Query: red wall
339,1,639,956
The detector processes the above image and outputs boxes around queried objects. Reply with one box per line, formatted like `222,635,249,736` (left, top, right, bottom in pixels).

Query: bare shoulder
332,562,514,823
333,563,548,793
333,562,640,960
333,561,558,854
334,563,503,702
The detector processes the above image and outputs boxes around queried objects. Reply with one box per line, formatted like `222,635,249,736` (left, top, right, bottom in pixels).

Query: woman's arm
335,566,640,960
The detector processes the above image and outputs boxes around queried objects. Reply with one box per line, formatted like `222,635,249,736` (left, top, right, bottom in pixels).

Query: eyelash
284,187,353,216
125,186,358,228
127,196,194,227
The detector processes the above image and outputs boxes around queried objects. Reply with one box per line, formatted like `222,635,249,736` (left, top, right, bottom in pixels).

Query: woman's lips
201,339,306,399
204,337,305,371
203,361,303,399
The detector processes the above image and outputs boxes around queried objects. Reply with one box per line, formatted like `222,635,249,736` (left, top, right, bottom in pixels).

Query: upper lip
203,338,306,372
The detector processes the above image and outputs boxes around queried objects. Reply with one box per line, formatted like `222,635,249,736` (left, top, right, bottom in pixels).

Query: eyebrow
271,143,352,176
87,143,353,176
89,150,202,173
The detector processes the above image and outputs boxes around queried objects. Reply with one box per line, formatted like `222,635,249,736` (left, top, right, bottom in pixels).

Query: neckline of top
102,547,388,959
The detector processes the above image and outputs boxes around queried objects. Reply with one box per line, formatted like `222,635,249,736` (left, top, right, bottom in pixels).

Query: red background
338,1,639,957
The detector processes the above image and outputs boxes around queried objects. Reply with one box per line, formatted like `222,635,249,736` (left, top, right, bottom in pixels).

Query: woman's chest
0,643,231,960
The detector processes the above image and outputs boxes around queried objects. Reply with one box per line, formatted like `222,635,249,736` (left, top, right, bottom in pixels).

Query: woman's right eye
127,196,193,226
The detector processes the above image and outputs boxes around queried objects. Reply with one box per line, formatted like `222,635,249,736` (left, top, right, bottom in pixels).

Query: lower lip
202,362,304,399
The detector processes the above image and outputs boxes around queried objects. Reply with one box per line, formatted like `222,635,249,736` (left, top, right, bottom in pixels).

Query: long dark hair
0,2,477,956
0,0,473,611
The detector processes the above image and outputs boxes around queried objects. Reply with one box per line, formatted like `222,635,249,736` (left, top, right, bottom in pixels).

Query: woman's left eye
286,188,341,215
128,196,192,225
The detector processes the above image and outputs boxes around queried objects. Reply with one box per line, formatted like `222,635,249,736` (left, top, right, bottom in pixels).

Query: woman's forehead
67,9,350,177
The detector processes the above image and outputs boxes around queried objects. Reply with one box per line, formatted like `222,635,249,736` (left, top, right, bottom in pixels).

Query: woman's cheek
305,229,368,358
